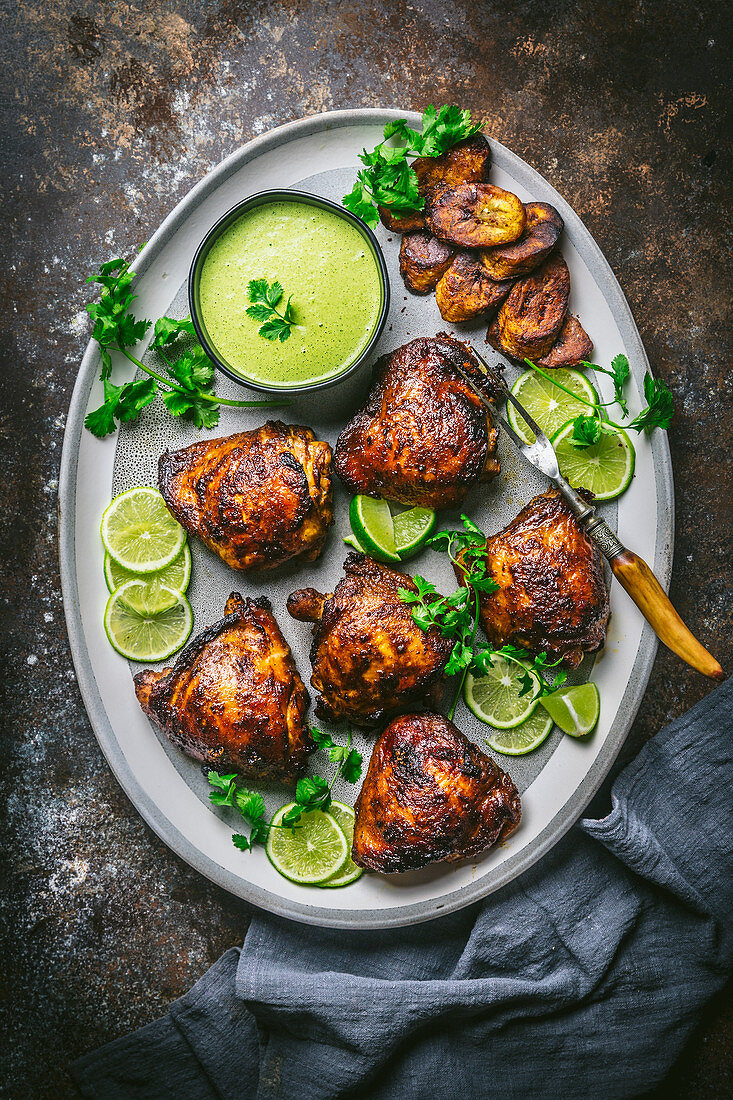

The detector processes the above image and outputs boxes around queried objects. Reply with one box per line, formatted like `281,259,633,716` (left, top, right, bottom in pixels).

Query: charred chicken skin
334,335,502,510
134,594,313,783
456,489,609,667
286,553,453,726
352,713,521,874
158,421,333,573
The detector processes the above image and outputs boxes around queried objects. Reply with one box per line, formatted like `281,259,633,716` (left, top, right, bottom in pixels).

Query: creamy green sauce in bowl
191,194,388,392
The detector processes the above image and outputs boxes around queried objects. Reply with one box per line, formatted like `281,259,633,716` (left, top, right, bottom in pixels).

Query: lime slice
508,368,599,445
104,582,193,662
321,802,363,888
104,543,192,610
551,421,635,502
348,495,401,564
464,655,540,729
267,805,349,885
393,506,436,559
485,709,554,755
540,682,600,737
101,487,186,573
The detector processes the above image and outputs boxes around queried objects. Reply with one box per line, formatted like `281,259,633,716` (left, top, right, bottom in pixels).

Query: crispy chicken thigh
334,335,502,509
158,421,333,572
352,713,521,873
286,553,453,726
457,489,609,667
134,594,313,783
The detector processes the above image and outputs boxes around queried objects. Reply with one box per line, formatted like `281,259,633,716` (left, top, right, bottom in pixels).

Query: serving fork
456,354,724,682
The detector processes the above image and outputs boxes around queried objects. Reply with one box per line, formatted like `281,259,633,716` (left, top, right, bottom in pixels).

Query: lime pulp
508,368,599,445
266,805,349,885
540,682,600,737
485,708,554,755
392,506,436,558
551,421,635,501
320,802,363,887
105,543,192,612
101,487,186,573
464,654,540,729
104,582,193,662
348,495,400,563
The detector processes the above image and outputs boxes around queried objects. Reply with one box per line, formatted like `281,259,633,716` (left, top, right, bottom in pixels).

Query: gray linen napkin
72,677,733,1100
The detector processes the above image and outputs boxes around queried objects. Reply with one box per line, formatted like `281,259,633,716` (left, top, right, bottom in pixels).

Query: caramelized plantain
399,231,455,294
412,134,491,197
487,252,570,360
426,182,526,249
435,252,515,322
378,206,426,233
535,314,593,369
378,134,491,234
480,202,563,280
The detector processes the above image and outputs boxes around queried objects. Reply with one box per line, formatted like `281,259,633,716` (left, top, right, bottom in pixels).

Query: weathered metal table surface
1,1,731,1095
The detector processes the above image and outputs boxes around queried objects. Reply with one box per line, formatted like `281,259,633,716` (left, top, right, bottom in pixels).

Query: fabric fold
72,678,733,1100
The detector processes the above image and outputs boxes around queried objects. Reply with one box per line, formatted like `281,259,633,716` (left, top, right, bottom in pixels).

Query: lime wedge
508,368,599,445
464,655,540,729
101,487,186,573
348,495,400,563
104,582,193,662
485,709,554,755
321,801,363,888
267,805,349,885
551,421,635,501
393,506,436,559
343,533,366,553
104,543,192,611
540,682,600,737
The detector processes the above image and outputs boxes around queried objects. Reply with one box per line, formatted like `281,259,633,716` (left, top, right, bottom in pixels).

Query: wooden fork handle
610,550,725,681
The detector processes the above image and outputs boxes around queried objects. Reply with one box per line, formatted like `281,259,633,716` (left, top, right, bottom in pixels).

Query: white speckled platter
60,110,673,928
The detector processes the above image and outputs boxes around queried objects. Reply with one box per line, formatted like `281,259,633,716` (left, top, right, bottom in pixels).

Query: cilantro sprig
246,279,296,342
343,105,482,228
398,516,566,719
524,354,674,450
206,729,363,853
84,257,287,438
281,729,363,826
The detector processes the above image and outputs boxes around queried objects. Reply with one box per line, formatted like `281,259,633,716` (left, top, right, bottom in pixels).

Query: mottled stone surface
1,1,731,1095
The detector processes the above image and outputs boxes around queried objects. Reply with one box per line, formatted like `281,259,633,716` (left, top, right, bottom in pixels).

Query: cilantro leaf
340,750,363,784
231,833,252,852
570,415,603,448
151,315,196,349
84,380,123,438
627,373,674,433
343,104,481,224
116,378,158,422
246,279,296,341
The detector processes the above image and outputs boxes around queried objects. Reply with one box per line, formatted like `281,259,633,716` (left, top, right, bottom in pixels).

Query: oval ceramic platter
60,109,673,928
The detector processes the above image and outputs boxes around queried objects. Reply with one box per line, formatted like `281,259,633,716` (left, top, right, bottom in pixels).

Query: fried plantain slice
435,252,515,322
412,134,491,198
399,231,456,294
378,134,492,234
535,314,593,369
378,206,426,233
487,252,570,360
426,182,526,249
480,202,564,280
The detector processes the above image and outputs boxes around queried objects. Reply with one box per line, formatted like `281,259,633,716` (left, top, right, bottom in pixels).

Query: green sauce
198,200,384,388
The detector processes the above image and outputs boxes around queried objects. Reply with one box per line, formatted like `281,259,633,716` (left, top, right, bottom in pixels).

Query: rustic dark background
1,0,731,1095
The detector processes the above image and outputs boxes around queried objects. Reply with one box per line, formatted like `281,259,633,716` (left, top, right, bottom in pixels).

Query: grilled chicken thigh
134,594,313,783
158,421,333,572
287,553,453,726
352,713,521,873
457,489,609,667
334,335,502,509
